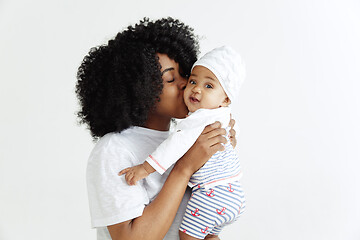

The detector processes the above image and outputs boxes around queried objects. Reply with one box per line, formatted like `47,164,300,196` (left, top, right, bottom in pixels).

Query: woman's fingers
228,115,237,148
228,116,235,128
200,121,228,149
204,127,227,140
178,121,230,175
208,135,227,148
202,121,221,134
229,128,236,137
210,143,225,154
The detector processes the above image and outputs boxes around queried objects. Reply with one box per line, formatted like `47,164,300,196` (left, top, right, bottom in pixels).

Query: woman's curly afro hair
76,17,199,139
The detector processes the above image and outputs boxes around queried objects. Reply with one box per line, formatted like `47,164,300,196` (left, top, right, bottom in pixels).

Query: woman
76,17,236,240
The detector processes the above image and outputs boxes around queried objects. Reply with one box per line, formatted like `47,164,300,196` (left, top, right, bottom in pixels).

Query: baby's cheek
183,89,190,98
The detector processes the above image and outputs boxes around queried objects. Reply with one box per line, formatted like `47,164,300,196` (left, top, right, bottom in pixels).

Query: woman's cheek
161,84,188,118
176,97,189,118
170,89,187,117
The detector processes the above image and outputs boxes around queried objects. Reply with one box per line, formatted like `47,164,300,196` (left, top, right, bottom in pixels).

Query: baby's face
184,66,230,113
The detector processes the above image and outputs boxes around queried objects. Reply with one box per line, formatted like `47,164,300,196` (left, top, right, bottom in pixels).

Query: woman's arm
107,122,227,240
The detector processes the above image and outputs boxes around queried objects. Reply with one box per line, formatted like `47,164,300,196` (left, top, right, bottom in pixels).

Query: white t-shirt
86,126,191,240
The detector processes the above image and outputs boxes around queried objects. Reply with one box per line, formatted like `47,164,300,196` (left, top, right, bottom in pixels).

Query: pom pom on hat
191,46,246,105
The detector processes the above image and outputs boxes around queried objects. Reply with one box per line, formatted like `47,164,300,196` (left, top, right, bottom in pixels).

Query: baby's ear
223,97,231,106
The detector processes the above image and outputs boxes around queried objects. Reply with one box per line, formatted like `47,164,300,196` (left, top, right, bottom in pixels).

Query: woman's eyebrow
161,67,175,76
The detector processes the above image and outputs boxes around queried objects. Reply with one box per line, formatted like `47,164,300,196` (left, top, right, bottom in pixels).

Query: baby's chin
184,103,196,113
187,104,224,113
187,107,201,113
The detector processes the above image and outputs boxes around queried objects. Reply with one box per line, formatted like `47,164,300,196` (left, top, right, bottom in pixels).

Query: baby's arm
119,161,155,185
146,109,231,175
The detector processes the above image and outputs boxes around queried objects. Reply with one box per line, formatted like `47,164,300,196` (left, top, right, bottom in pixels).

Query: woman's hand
176,121,227,177
228,116,237,148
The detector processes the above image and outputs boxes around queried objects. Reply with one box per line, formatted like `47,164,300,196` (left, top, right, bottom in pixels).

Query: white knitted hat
191,46,246,105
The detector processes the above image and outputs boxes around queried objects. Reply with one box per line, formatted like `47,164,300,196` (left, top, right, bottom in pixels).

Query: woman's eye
205,84,213,89
167,78,175,83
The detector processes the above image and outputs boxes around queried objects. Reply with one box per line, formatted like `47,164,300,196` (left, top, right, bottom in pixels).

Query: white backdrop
0,0,359,239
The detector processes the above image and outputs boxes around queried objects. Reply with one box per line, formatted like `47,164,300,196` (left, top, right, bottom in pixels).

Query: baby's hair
76,17,199,139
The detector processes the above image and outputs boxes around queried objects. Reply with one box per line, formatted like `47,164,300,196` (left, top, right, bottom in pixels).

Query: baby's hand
118,164,150,185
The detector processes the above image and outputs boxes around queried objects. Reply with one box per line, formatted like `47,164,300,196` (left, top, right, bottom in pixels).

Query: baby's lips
190,96,200,102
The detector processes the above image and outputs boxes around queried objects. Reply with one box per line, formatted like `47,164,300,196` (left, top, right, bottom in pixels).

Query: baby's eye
205,84,213,89
189,80,196,85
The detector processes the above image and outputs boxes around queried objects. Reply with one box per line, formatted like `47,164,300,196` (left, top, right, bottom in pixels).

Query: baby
120,46,246,239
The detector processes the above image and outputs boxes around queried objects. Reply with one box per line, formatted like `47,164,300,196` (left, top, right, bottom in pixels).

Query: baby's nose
192,86,201,93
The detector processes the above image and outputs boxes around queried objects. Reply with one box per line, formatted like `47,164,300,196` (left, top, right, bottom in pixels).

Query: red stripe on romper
149,155,167,172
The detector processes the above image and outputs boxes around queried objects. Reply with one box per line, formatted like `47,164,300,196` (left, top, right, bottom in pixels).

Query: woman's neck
144,113,171,131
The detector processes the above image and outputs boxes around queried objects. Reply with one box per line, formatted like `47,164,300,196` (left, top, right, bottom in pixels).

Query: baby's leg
179,187,218,239
204,234,220,239
179,230,202,240
180,182,245,240
179,230,220,240
204,225,222,239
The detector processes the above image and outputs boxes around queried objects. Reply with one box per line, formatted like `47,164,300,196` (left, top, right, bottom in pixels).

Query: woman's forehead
157,53,178,70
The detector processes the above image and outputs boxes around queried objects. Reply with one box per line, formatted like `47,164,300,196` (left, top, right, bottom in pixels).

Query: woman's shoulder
92,129,136,154
87,127,171,175
88,126,168,164
86,132,139,183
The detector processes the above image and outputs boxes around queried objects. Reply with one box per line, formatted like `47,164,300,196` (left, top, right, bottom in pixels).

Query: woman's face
153,53,189,119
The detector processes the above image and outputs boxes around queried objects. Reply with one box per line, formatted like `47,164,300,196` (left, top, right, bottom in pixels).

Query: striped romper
179,139,245,239
145,107,245,239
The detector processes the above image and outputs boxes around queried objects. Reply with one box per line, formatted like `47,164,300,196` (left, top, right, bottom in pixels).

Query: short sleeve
86,137,149,228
